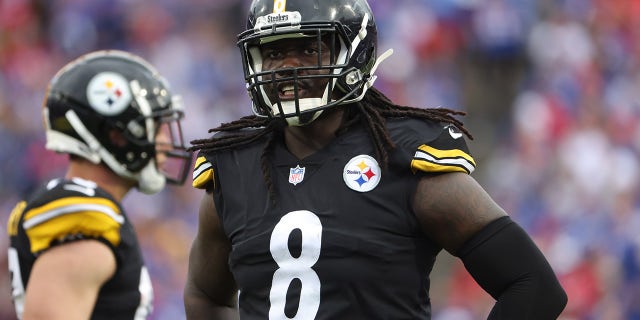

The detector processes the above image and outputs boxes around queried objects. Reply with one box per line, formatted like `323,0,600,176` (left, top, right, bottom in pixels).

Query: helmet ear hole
357,46,373,65
108,130,128,148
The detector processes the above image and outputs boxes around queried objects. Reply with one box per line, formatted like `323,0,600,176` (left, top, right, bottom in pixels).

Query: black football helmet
43,50,192,194
237,0,392,126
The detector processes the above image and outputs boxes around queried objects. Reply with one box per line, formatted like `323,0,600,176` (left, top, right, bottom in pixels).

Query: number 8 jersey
192,118,476,319
7,178,153,320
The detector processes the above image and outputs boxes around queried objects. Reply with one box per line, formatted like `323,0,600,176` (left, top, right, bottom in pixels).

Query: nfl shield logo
289,165,305,185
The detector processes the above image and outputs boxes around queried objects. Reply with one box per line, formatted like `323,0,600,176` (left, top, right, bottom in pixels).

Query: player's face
154,123,171,168
260,36,333,103
153,121,184,180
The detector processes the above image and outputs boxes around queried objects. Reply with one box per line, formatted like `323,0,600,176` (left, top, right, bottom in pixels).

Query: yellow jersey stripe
411,144,476,174
7,201,27,236
192,156,214,189
24,197,123,230
26,210,123,253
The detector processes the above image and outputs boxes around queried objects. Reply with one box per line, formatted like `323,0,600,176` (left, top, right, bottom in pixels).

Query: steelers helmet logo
86,72,132,115
343,155,381,192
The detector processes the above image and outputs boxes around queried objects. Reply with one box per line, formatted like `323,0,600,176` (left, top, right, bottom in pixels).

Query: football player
185,0,567,319
7,50,192,320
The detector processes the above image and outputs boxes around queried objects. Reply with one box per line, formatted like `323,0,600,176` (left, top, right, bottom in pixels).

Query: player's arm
23,240,116,320
413,172,567,319
184,192,239,320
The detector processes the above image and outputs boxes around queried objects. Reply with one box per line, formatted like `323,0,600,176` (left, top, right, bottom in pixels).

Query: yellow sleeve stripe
7,201,27,236
411,144,476,174
24,197,122,229
22,197,124,253
192,156,214,189
25,210,123,253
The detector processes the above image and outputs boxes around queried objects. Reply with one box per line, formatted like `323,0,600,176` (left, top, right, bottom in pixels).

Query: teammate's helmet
43,50,192,194
238,0,381,126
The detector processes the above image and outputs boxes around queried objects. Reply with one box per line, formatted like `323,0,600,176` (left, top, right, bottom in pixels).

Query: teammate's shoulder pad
22,179,124,254
192,153,215,190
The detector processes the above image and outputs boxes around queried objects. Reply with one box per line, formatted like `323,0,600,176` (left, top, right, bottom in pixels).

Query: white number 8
269,210,322,320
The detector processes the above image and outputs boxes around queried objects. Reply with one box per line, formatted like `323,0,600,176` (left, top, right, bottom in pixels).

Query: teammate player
185,0,567,319
6,50,192,319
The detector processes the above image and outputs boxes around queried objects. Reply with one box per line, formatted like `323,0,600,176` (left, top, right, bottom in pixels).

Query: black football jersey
192,118,475,319
7,178,153,320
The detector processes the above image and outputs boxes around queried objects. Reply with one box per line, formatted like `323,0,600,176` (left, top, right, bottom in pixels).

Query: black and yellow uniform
7,177,153,320
192,118,475,319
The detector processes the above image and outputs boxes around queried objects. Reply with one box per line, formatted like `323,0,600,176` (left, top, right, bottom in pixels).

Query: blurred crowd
1,0,639,319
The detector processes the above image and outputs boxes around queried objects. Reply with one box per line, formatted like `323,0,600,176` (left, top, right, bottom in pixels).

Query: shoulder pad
192,154,215,190
22,179,124,254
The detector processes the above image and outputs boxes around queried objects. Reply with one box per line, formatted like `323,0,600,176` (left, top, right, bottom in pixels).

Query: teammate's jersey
192,118,475,319
7,177,153,320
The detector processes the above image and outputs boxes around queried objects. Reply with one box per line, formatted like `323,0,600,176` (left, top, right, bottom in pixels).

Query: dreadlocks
189,87,472,204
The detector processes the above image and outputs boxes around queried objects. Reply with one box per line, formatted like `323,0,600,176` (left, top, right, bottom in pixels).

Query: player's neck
283,108,344,160
65,158,134,201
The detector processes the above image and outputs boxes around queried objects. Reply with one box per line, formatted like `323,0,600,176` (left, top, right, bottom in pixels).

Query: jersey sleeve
22,195,124,254
406,123,476,175
192,151,215,190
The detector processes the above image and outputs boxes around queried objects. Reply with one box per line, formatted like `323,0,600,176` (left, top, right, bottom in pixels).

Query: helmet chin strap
271,71,340,126
65,109,166,194
136,161,166,194
274,99,325,126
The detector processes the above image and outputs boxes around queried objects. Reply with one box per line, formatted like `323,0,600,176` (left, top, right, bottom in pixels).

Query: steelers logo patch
86,72,132,116
343,155,381,192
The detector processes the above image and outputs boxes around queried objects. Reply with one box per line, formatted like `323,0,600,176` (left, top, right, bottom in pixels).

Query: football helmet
238,0,393,126
43,50,192,194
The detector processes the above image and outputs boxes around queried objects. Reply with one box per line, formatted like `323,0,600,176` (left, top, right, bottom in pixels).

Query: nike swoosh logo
448,127,462,139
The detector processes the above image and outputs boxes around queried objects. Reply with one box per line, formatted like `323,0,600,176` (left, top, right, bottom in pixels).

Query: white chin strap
136,161,166,194
63,109,166,194
273,99,324,126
